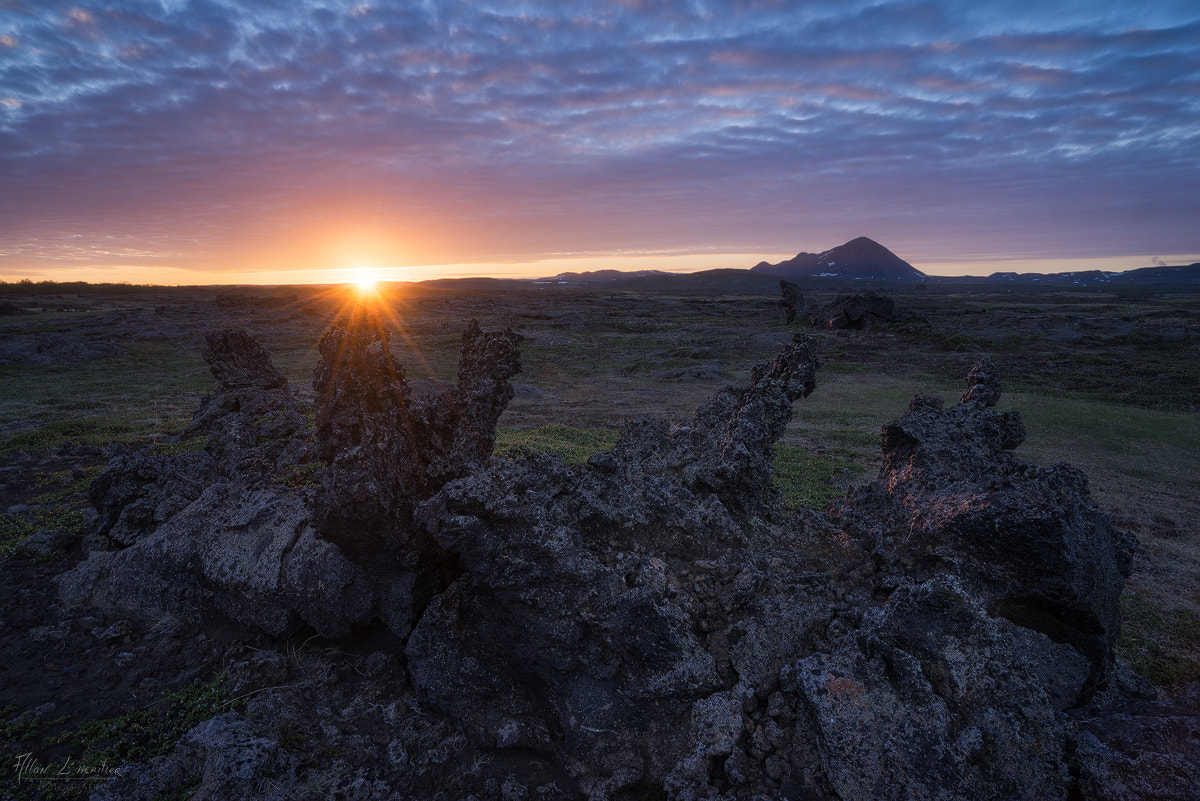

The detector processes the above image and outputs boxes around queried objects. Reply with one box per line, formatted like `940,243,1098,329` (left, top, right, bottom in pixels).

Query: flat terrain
1,279,1198,795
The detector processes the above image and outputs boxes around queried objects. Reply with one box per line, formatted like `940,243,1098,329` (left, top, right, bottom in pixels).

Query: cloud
1,0,1198,276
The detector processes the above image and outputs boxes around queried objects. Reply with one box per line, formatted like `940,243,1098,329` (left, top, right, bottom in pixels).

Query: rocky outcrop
830,358,1136,690
311,317,523,565
179,329,306,442
788,576,1092,801
810,290,896,329
86,451,218,547
67,322,1158,800
779,279,805,324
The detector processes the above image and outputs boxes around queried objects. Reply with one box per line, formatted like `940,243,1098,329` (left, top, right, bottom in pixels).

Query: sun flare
350,266,379,294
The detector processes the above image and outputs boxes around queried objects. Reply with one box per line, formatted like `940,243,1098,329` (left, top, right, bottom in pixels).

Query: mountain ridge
750,236,927,281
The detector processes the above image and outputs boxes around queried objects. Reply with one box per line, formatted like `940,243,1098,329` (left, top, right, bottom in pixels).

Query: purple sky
2,0,1198,283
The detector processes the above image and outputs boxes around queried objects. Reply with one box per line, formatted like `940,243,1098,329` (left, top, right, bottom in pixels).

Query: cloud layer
2,0,1198,278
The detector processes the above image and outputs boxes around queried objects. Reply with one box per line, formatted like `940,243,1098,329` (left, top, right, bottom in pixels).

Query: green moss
495,425,620,465
0,514,35,561
0,418,134,457
276,461,326,487
0,468,98,562
0,678,243,800
73,675,244,769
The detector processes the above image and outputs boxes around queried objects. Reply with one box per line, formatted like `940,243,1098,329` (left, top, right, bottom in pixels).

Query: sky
1,0,1199,285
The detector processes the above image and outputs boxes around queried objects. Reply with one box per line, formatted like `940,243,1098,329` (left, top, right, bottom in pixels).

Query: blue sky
1,0,1198,282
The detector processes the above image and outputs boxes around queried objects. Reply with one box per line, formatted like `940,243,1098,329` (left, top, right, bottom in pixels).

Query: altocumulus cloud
1,0,1198,276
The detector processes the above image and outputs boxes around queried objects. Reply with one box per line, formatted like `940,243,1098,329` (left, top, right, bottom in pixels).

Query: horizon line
3,251,1199,287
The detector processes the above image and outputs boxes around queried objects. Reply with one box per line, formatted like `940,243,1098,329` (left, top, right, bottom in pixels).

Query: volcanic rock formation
809,290,897,329
778,279,804,324
59,324,1167,800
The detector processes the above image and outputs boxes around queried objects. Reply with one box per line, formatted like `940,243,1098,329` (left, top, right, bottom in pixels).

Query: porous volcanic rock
810,290,896,329
829,358,1137,689
311,316,523,565
787,575,1091,801
178,328,306,442
405,335,823,795
779,279,805,324
65,324,1165,800
86,450,218,547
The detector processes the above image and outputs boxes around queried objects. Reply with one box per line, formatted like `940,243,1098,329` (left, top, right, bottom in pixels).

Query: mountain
969,263,1200,287
751,237,926,281
532,269,673,285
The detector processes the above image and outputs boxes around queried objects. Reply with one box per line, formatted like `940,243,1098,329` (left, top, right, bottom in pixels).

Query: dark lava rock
786,575,1091,801
778,279,805,325
830,358,1137,691
311,317,522,565
810,290,896,329
87,451,218,547
61,325,1169,800
179,329,306,442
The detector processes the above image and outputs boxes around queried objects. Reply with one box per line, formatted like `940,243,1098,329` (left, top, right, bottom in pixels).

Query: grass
0,347,214,447
787,372,958,462
0,468,99,561
773,445,863,510
1117,591,1200,689
1001,392,1200,495
0,418,135,457
495,425,620,465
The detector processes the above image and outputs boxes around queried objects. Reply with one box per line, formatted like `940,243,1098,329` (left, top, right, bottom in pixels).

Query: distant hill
750,237,927,282
967,263,1200,287
532,269,673,285
420,247,1200,292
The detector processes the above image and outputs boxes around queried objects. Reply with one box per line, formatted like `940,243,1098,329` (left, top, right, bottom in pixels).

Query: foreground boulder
789,576,1091,801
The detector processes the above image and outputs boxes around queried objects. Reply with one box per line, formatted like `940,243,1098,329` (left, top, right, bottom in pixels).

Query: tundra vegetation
0,279,1197,800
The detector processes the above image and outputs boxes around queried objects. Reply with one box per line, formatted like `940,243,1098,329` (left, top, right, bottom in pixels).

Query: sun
350,266,379,294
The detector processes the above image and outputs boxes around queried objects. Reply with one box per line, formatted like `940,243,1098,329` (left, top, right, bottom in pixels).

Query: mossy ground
0,468,99,562
0,676,242,800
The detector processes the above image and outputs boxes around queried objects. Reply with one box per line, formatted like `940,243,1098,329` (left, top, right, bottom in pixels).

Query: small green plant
495,425,620,465
0,709,41,742
276,460,326,487
0,468,98,562
73,675,244,769
0,514,36,561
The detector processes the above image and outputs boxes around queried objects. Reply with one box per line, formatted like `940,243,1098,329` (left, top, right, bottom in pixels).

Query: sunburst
351,266,379,295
